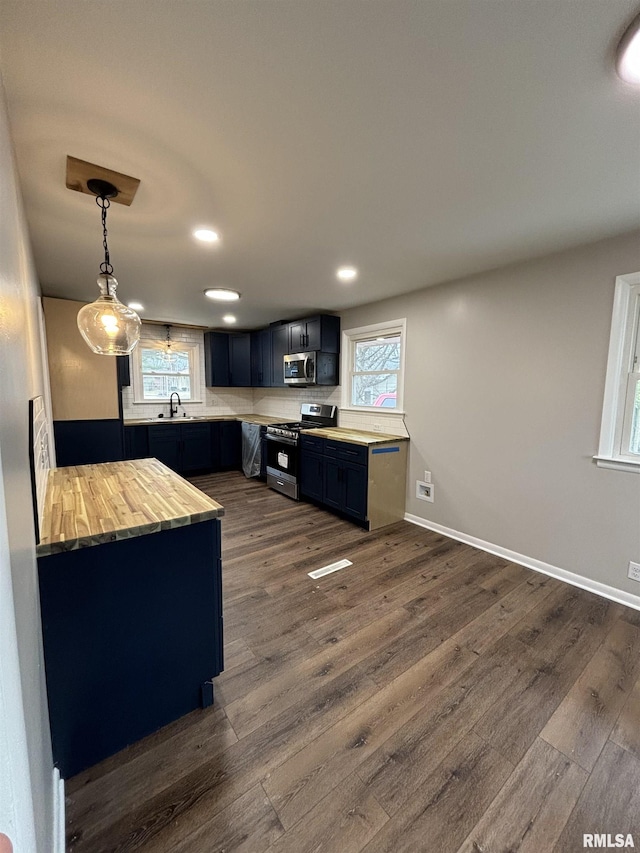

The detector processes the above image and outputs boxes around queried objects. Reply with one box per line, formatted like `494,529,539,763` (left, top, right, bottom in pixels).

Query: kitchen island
37,458,225,778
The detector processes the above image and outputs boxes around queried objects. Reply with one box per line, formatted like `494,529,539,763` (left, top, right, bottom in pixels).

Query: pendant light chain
97,194,114,275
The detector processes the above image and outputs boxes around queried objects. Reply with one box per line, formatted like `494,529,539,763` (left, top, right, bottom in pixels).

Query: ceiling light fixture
336,266,358,282
222,314,237,324
204,288,240,302
617,12,640,84
194,228,220,243
76,179,141,355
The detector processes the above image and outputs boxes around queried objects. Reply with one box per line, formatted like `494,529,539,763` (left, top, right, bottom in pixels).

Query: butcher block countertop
124,413,279,427
37,458,224,557
301,426,409,446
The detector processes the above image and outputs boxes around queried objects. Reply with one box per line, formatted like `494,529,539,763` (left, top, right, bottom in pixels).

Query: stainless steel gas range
266,403,337,500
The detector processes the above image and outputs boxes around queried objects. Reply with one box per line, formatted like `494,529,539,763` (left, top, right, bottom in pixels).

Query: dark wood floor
65,472,640,852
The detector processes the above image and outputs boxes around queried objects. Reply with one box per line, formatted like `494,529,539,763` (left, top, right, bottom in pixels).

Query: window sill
593,455,640,473
340,406,406,416
131,399,203,405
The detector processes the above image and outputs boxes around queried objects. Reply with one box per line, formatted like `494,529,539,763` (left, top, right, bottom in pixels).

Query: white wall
0,70,54,851
341,230,640,599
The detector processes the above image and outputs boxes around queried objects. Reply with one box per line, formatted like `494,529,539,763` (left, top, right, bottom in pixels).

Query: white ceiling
1,0,639,329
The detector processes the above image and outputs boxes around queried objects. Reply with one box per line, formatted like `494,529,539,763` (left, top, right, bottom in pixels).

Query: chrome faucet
169,392,181,418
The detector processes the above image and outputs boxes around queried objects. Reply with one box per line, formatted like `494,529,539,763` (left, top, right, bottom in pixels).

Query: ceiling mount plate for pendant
86,178,118,199
66,156,140,206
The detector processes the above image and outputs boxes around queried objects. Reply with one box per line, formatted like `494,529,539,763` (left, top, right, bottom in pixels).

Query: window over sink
341,319,406,412
130,339,202,403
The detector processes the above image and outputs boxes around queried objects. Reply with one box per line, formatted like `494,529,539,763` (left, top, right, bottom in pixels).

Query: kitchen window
131,339,202,403
596,271,640,472
341,319,406,412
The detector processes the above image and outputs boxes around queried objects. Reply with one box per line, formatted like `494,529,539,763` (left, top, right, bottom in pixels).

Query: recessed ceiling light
127,301,144,311
617,13,640,84
336,266,358,282
193,229,220,243
204,288,240,302
222,314,237,324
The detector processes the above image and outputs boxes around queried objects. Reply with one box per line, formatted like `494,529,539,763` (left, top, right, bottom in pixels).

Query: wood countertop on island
37,458,224,557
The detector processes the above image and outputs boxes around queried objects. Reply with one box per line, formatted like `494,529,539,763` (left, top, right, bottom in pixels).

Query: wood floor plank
264,772,389,853
305,541,490,645
553,741,640,853
472,589,624,765
216,627,322,708
263,636,478,830
224,637,258,672
165,784,284,853
225,608,413,738
362,582,497,688
361,731,512,853
66,707,237,843
610,672,640,760
65,473,640,852
69,665,379,852
356,634,534,816
456,738,588,853
540,619,640,771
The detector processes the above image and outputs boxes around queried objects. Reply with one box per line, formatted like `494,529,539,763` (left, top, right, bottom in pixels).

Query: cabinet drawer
324,440,367,466
301,434,324,454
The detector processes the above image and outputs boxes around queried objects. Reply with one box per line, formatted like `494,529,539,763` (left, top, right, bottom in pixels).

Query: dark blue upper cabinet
251,329,272,387
205,331,251,387
270,323,289,386
116,355,131,388
204,332,231,386
288,315,340,354
229,334,251,387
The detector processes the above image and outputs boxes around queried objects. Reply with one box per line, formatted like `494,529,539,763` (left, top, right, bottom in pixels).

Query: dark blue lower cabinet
124,425,149,460
148,425,182,470
181,423,213,472
38,520,223,779
341,460,368,521
309,438,368,523
300,451,324,501
322,456,342,510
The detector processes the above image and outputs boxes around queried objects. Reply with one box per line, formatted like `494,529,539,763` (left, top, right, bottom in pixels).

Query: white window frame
595,271,640,473
130,339,202,404
341,318,406,413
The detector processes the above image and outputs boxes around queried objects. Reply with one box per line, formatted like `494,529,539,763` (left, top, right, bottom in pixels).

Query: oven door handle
266,434,298,447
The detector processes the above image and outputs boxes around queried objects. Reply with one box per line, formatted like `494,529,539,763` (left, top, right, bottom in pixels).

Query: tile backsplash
122,323,408,437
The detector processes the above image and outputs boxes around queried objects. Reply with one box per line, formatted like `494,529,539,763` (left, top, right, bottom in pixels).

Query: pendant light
76,178,141,355
162,324,176,366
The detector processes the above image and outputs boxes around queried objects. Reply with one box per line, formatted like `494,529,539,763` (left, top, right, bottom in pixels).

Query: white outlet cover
424,470,431,483
628,561,640,582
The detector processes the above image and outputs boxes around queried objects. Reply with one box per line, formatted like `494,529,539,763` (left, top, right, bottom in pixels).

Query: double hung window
342,319,406,412
131,340,201,403
597,272,640,471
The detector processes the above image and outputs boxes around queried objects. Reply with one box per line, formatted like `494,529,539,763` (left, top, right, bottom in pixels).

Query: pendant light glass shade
77,273,141,355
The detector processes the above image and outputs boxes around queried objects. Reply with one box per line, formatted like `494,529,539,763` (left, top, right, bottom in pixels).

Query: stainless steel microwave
283,351,338,386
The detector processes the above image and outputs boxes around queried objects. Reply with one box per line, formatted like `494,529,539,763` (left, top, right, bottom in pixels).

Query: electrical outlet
628,561,640,582
372,423,382,432
424,470,431,484
416,480,434,502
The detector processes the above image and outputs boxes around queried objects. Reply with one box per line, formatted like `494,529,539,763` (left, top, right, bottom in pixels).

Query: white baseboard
53,767,65,853
404,512,640,612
